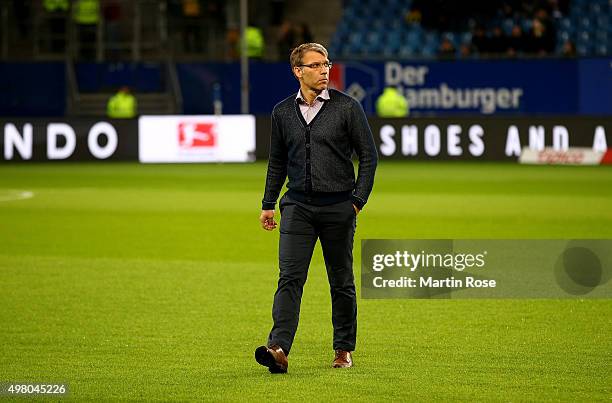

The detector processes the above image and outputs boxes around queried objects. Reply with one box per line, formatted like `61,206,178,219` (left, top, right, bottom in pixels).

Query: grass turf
0,162,610,401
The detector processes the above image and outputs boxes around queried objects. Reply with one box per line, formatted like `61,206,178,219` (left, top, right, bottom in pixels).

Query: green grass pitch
0,162,611,401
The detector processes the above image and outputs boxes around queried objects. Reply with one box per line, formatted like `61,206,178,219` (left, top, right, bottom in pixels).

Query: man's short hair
290,43,328,69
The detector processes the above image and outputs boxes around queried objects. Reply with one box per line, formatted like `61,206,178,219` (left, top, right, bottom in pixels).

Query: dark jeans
267,194,357,355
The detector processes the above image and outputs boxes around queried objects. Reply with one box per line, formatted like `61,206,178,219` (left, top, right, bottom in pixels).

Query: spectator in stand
182,0,203,53
277,21,313,60
506,24,526,56
489,26,508,55
459,43,472,58
237,25,265,59
277,21,295,59
107,86,137,119
226,25,240,60
528,18,555,55
294,23,313,45
471,26,488,55
438,37,456,59
499,1,516,19
73,0,100,60
561,39,576,57
376,86,409,117
409,0,432,28
248,25,265,59
535,7,554,33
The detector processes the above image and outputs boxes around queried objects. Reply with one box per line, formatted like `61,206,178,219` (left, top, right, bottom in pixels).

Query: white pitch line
0,190,35,202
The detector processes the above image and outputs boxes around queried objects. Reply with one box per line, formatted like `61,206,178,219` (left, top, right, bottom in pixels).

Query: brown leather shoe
255,344,288,373
332,350,353,368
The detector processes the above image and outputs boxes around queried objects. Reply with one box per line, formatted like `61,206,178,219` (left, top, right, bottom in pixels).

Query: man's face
294,50,330,92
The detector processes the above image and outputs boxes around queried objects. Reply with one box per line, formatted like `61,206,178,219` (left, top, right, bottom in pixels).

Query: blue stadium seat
398,43,417,58
576,44,588,56
589,3,602,14
379,5,399,20
521,18,533,32
342,8,357,22
366,31,383,47
332,0,610,58
558,30,571,42
421,44,437,57
460,32,473,45
405,29,424,46
424,31,439,46
502,18,515,35
595,30,609,42
382,0,409,8
595,44,609,56
577,30,591,45
328,43,342,59
577,17,591,30
596,15,609,28
383,41,401,57
385,31,402,48
346,43,366,57
389,19,403,31
443,32,457,46
372,18,386,31
558,17,574,33
348,32,365,48
364,41,383,56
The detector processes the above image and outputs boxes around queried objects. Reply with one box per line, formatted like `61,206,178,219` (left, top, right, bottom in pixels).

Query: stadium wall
0,119,137,161
178,58,612,116
1,58,611,117
1,116,609,163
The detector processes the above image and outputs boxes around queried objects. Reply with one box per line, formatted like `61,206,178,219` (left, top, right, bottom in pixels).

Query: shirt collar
296,89,330,104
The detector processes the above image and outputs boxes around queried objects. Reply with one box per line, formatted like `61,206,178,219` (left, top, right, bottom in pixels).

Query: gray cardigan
262,89,378,210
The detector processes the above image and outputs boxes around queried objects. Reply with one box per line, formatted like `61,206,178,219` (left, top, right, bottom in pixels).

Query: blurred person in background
459,43,473,58
471,25,489,55
294,23,313,44
226,25,240,60
107,86,137,119
489,26,508,55
528,17,555,55
103,0,122,60
242,25,265,59
43,0,69,53
182,0,203,53
277,21,295,60
561,39,576,57
73,0,100,60
256,43,378,373
277,21,313,60
506,24,526,57
438,37,456,59
376,86,409,117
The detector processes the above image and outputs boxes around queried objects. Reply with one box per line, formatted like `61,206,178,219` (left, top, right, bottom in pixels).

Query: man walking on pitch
256,43,378,373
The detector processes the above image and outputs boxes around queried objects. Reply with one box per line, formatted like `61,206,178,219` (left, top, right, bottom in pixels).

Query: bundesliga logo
178,122,216,148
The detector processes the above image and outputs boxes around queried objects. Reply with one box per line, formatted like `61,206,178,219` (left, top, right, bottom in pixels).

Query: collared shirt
295,89,330,124
263,89,378,211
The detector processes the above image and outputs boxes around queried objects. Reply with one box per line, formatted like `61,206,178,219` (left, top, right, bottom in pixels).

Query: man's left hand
353,204,360,215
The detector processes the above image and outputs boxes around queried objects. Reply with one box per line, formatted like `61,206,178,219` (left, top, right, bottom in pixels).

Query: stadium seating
330,0,612,59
